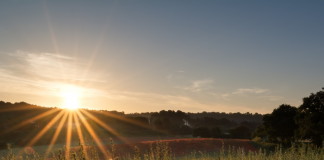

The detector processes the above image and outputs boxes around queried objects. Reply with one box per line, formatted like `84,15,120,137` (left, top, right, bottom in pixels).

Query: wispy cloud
0,51,276,113
221,93,231,100
233,88,268,95
258,96,283,101
108,90,258,113
0,51,105,97
177,78,214,92
166,70,184,82
221,87,269,100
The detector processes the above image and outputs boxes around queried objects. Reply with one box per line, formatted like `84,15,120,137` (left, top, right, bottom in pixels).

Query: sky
0,0,323,114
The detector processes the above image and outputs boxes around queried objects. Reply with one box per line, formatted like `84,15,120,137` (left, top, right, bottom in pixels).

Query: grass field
96,138,258,158
1,137,323,159
0,136,183,158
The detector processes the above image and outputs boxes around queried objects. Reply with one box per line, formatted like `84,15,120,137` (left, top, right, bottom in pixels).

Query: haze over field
0,1,323,113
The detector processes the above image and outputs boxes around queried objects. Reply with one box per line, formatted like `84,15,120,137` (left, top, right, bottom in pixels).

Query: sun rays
0,1,164,159
0,107,157,158
0,100,168,159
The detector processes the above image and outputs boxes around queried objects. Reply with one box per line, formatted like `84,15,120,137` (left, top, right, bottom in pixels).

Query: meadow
1,137,323,160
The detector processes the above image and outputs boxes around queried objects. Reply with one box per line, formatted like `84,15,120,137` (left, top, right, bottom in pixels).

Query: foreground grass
1,139,324,160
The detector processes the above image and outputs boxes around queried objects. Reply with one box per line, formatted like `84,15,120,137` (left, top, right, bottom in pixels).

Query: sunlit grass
2,138,324,160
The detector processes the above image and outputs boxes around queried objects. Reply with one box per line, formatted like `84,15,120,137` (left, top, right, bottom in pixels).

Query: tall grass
1,139,324,160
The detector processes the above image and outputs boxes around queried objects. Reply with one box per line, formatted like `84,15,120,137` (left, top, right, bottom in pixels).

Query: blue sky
0,1,323,113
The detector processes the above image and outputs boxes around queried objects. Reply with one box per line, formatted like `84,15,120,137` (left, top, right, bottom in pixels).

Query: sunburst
62,91,80,109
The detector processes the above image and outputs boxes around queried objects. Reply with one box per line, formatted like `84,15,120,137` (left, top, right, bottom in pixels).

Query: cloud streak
107,90,258,113
0,51,277,113
167,70,185,82
258,96,283,101
177,78,214,92
222,87,269,100
0,51,105,97
232,88,268,95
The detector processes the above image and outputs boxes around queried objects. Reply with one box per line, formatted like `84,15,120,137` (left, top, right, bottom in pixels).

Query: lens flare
62,91,79,109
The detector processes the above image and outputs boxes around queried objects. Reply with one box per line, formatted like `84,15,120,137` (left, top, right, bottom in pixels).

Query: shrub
229,125,251,139
210,127,223,138
193,127,211,138
252,136,262,143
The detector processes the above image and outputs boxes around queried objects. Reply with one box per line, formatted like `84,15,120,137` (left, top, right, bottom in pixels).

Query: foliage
179,125,192,136
153,119,164,130
229,126,251,139
253,104,298,146
193,127,211,138
295,87,324,148
188,111,263,122
239,121,261,132
210,127,223,138
151,110,190,126
251,137,277,150
252,136,262,143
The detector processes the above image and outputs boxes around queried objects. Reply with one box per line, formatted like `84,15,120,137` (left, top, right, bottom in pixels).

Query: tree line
252,87,324,147
3,87,322,148
0,101,262,148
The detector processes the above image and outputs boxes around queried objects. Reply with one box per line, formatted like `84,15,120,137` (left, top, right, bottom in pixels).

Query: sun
62,91,79,109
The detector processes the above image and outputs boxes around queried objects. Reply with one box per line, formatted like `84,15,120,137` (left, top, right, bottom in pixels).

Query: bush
229,125,251,139
193,127,211,138
252,136,262,143
179,125,192,135
211,127,223,138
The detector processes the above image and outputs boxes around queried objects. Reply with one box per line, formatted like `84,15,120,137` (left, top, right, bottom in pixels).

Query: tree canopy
263,104,298,146
252,87,324,148
295,87,324,147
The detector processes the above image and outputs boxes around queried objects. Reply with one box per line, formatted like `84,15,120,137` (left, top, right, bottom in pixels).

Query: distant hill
125,111,263,123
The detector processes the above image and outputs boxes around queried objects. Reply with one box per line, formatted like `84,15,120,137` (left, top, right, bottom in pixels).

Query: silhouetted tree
239,121,261,132
295,87,324,147
133,117,149,128
179,125,192,135
229,126,251,139
153,119,164,130
261,104,298,146
251,125,267,139
210,127,223,138
162,118,172,127
218,118,237,128
193,127,210,138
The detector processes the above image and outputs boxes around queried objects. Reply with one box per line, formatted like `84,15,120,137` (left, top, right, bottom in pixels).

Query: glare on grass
45,111,69,158
75,109,110,158
25,110,65,147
